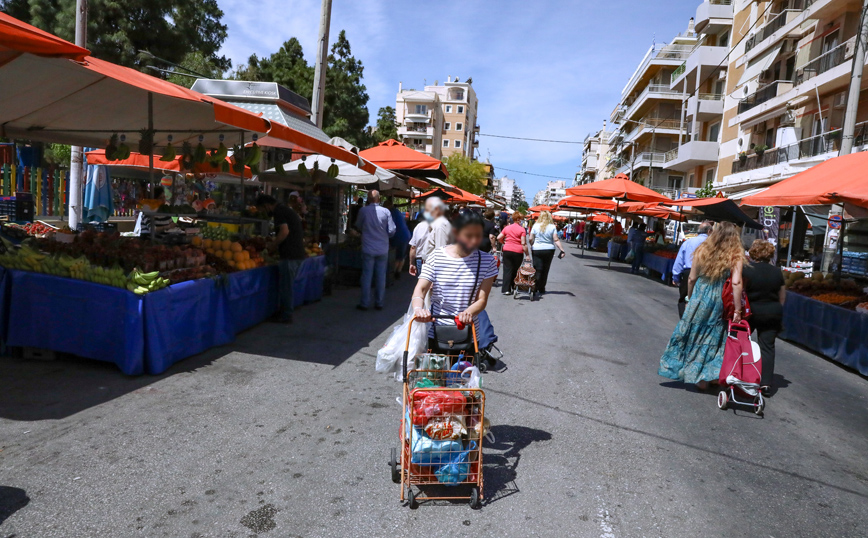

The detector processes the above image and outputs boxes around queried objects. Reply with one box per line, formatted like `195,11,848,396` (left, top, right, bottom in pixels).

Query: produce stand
641,252,676,282
781,291,868,375
607,240,628,262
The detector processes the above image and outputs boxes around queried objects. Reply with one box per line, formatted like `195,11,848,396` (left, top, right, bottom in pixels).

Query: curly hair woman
659,222,745,390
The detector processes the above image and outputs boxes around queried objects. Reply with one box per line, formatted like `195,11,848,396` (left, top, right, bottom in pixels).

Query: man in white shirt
355,190,396,311
425,197,451,255
408,198,437,276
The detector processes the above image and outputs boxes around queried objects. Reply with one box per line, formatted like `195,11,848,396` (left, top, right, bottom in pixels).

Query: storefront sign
761,206,780,264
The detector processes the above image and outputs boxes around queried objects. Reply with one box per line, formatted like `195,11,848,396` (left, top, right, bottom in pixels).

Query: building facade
491,176,527,210
578,124,614,184
715,0,868,197
534,180,567,206
394,77,479,160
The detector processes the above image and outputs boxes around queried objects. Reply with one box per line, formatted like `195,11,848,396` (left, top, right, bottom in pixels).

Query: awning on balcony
727,186,769,201
737,44,782,87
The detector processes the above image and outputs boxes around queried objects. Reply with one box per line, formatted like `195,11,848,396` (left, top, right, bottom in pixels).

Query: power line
479,133,584,144
496,167,574,180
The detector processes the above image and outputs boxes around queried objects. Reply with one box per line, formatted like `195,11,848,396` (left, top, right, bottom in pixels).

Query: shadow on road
484,387,868,500
0,486,29,526
0,279,416,421
483,425,553,505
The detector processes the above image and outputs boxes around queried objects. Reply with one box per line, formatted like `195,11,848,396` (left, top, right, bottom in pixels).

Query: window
454,140,461,148
414,104,427,115
708,122,720,142
456,123,463,131
444,122,451,131
668,176,683,190
445,105,452,113
719,30,729,48
705,168,715,185
457,105,464,113
443,139,450,148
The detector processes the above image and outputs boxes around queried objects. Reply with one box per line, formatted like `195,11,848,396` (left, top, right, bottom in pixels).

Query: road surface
1,249,867,537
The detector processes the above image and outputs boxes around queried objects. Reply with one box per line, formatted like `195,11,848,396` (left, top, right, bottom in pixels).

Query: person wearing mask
385,198,411,280
743,239,787,396
255,195,306,324
628,222,647,275
424,197,452,254
497,212,530,295
529,211,566,296
672,220,713,317
354,190,396,311
412,211,499,351
481,209,498,254
408,198,441,277
659,222,745,391
139,186,176,239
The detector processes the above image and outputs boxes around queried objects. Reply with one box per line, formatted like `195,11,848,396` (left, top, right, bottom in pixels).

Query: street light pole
68,0,87,228
840,0,868,156
310,0,333,128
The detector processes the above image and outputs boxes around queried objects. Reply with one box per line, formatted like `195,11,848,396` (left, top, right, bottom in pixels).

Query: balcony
737,80,794,114
397,125,434,138
623,84,683,121
663,140,720,172
614,152,667,176
793,37,856,85
670,38,729,88
404,110,432,122
694,0,733,33
745,7,806,53
473,125,480,132
687,93,724,121
622,43,695,98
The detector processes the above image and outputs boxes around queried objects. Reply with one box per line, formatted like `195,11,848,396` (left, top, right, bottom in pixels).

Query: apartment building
663,0,735,192
534,180,568,206
577,124,613,185
394,77,479,160
716,0,868,196
492,176,527,209
606,25,699,196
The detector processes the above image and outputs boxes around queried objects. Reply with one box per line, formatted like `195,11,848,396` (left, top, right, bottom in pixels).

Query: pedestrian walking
355,190,396,311
659,222,745,390
528,211,566,296
411,211,499,349
673,220,713,317
424,197,452,254
575,219,585,245
408,202,433,277
386,198,411,280
497,212,530,295
481,209,498,254
563,221,573,243
743,239,787,396
627,221,646,274
585,221,597,249
256,194,306,324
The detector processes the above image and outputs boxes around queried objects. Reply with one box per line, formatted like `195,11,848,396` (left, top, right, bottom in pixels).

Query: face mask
423,211,435,223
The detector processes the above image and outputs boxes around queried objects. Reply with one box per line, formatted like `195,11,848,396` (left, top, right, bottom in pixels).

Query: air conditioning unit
781,38,798,54
833,91,847,109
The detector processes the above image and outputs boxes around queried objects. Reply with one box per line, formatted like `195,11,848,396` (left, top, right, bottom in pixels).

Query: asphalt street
1,248,867,538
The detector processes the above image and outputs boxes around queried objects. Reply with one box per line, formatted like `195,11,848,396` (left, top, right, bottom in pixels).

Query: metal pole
68,0,87,229
310,0,333,128
148,92,154,196
786,207,797,266
840,0,868,155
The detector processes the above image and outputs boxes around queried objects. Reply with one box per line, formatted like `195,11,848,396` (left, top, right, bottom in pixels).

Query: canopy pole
835,217,847,282
67,0,87,230
148,91,154,197
609,200,619,269
786,207,797,266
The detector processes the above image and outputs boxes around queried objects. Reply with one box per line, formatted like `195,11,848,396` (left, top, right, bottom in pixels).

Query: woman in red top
496,212,530,295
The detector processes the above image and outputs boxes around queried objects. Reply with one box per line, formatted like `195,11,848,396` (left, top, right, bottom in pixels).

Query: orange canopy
413,187,483,204
0,12,90,61
85,149,253,179
527,204,553,212
589,213,615,223
359,140,448,179
741,151,868,208
565,174,673,203
556,196,618,212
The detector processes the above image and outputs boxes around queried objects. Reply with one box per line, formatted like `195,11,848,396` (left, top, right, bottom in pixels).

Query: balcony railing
664,148,679,162
738,80,786,114
794,37,855,85
697,92,724,101
708,0,732,4
730,121,868,173
671,63,686,83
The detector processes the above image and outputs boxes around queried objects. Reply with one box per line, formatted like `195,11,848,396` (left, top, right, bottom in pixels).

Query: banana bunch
194,136,207,164
180,141,195,170
16,245,46,272
39,254,76,277
210,141,229,166
115,134,131,160
298,156,309,177
68,256,90,280
84,265,128,288
127,269,169,295
327,158,340,178
161,135,177,162
245,142,262,166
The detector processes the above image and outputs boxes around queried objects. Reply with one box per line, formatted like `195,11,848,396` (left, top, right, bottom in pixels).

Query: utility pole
840,0,868,156
310,0,332,128
68,0,87,228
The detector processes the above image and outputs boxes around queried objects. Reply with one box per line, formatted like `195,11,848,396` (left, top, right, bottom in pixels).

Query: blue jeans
360,252,388,308
279,258,303,320
631,245,645,273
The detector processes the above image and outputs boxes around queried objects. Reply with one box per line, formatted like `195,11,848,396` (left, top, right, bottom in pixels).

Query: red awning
85,149,253,178
741,151,868,208
556,196,619,212
589,213,614,223
565,174,673,203
527,204,553,212
0,12,90,61
413,187,483,204
359,139,448,179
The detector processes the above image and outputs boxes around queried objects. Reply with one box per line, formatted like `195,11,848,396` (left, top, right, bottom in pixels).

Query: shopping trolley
513,254,536,301
390,316,486,509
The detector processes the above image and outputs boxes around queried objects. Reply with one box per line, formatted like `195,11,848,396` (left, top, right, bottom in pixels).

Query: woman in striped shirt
412,211,499,342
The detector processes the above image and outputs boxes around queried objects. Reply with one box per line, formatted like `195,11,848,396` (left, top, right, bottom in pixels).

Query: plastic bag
424,414,467,441
412,390,466,426
376,299,430,376
436,441,477,485
625,248,635,263
411,426,461,466
460,366,482,389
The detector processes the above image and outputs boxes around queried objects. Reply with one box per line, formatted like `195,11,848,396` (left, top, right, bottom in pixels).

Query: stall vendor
139,186,176,239
256,194,306,324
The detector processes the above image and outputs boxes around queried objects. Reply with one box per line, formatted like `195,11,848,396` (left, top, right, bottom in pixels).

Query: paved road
1,249,867,537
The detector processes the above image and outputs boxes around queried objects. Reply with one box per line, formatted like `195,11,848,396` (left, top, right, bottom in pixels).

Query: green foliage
695,180,717,198
43,143,71,168
516,201,529,213
442,154,486,195
167,52,224,89
371,106,398,145
233,38,313,97
2,0,230,72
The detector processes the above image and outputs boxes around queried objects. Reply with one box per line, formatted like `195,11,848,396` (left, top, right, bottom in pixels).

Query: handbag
433,252,481,352
722,276,752,321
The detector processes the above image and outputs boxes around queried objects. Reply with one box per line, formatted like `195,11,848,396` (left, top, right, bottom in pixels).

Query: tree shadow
0,486,29,526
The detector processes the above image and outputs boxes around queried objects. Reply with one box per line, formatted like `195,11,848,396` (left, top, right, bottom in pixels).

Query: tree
167,51,224,89
516,201,529,213
1,0,230,72
695,179,717,198
233,38,314,98
442,154,486,195
322,30,370,148
371,106,398,144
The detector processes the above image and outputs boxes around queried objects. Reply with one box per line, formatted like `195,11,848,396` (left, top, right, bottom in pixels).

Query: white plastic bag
460,366,482,389
376,298,430,377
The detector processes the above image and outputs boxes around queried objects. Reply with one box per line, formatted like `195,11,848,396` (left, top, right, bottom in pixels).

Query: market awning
726,186,769,201
260,154,397,188
359,139,449,180
413,187,483,205
527,205,553,212
589,213,614,223
85,149,254,180
741,151,868,209
556,196,619,212
565,174,673,203
0,11,89,61
670,197,762,229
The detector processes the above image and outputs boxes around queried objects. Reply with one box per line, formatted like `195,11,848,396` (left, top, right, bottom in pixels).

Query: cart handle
402,315,478,382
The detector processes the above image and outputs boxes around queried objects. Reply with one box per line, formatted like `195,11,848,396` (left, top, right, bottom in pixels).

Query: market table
607,241,628,261
781,291,868,376
642,253,675,282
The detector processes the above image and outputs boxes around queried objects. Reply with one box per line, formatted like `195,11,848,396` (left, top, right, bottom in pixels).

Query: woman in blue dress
659,222,745,390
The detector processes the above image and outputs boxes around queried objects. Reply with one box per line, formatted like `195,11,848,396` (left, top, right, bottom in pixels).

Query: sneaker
502,291,512,296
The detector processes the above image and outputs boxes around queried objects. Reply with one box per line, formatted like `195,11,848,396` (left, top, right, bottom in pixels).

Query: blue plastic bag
435,441,477,485
411,426,462,466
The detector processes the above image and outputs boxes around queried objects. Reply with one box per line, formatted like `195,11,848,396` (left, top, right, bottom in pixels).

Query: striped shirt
420,247,499,337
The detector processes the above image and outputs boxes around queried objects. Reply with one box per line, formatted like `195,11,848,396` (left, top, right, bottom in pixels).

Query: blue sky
219,0,700,200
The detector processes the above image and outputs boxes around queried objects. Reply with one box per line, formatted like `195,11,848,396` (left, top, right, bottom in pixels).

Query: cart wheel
407,489,417,509
390,447,400,484
470,486,481,509
717,390,728,410
477,360,488,373
754,397,764,416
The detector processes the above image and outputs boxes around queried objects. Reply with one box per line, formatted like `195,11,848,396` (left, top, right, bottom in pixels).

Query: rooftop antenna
423,78,427,86
652,33,656,51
